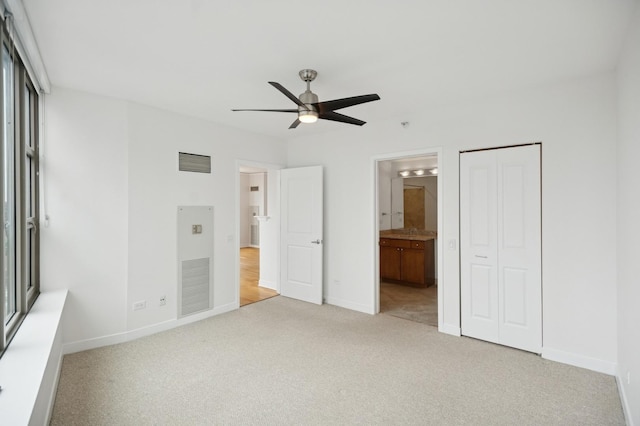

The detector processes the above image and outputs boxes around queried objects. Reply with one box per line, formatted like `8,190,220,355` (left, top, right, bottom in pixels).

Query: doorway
237,163,281,307
375,151,442,327
239,246,277,306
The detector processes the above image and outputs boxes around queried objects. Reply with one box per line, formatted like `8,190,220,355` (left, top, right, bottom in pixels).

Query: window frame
0,15,40,355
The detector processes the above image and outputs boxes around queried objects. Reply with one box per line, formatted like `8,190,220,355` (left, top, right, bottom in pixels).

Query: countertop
380,229,437,241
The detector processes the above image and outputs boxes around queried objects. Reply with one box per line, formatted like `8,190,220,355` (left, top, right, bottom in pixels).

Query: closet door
460,145,541,353
460,150,500,344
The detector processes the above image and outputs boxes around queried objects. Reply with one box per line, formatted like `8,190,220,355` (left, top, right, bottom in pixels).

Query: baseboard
63,301,238,355
325,297,373,314
616,372,635,426
63,330,129,354
542,347,617,375
258,279,277,291
439,323,461,336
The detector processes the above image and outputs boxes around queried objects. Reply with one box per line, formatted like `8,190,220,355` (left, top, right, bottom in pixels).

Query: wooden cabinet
380,238,434,287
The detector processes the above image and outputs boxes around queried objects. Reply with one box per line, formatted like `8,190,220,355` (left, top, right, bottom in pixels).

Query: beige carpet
51,296,624,425
380,281,438,326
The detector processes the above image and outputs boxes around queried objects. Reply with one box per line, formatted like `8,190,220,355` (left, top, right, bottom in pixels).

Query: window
0,15,40,355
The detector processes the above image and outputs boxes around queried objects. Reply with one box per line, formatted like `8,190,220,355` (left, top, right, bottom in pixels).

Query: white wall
287,73,619,373
126,102,286,331
377,161,392,230
249,173,266,215
41,87,287,345
239,173,250,247
258,169,281,290
41,88,129,344
616,4,640,423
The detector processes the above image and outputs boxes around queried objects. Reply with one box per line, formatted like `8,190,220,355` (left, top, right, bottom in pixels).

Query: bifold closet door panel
460,150,500,344
495,145,541,353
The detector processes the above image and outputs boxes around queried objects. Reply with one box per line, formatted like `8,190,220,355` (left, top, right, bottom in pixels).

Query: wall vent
179,152,211,173
180,258,210,316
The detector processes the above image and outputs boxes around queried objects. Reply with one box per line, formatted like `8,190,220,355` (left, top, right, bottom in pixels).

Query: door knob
311,239,322,244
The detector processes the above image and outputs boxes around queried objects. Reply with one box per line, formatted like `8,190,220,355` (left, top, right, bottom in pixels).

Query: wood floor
240,247,278,306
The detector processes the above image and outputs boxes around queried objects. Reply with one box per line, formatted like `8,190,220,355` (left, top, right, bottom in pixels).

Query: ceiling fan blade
231,108,298,113
268,82,306,108
289,118,301,129
315,94,380,112
318,111,366,126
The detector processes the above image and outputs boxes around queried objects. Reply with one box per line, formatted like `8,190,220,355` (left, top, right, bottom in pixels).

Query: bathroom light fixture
398,167,438,178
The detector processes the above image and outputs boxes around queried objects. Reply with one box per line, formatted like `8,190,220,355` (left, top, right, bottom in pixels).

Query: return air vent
180,258,210,316
179,152,211,173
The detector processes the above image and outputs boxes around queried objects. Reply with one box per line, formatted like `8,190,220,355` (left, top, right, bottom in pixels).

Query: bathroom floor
380,281,438,327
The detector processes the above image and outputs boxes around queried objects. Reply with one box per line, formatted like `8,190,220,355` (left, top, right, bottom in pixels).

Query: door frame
235,160,284,308
371,147,444,330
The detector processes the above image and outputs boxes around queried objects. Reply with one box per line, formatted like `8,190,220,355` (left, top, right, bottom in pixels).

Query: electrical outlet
133,300,146,311
160,295,166,306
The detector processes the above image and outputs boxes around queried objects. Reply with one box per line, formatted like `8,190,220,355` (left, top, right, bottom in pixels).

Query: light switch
192,224,203,234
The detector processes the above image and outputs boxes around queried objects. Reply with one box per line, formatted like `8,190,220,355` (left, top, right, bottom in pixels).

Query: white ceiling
22,0,637,139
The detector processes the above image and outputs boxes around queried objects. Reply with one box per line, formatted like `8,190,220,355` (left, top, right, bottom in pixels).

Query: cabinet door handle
475,255,488,258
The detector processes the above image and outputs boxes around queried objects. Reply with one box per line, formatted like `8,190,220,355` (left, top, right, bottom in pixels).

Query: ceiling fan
232,69,380,129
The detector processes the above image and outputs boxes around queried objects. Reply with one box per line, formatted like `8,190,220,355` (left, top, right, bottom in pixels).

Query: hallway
240,247,278,306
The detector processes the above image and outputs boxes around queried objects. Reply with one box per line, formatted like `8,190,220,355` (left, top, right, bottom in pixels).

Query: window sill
0,290,68,425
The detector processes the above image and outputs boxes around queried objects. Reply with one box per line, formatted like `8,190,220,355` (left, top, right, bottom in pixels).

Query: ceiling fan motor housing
299,90,318,106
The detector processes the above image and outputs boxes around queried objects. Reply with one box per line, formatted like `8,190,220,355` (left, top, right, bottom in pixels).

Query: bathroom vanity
379,230,436,287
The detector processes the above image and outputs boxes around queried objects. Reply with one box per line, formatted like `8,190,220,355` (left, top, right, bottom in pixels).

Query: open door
280,166,323,304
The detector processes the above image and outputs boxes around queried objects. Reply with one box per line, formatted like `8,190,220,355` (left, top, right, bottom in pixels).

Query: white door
280,166,323,304
460,145,541,353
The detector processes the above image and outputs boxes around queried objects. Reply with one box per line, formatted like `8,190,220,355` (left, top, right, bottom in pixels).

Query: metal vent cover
181,257,210,316
179,152,211,173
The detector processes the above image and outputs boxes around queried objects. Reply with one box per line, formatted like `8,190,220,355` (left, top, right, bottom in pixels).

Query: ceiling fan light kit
298,110,318,123
232,69,380,129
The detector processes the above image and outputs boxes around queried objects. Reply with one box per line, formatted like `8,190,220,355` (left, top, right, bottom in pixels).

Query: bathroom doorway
375,152,441,327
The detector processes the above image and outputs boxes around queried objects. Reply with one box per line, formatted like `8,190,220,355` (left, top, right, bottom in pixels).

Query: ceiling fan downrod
298,69,318,105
